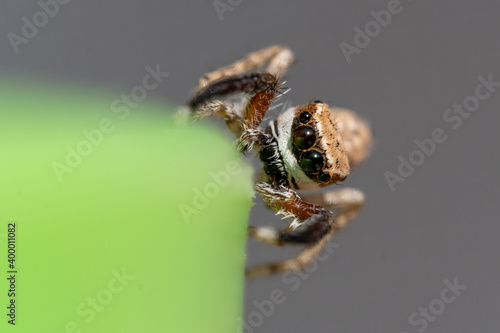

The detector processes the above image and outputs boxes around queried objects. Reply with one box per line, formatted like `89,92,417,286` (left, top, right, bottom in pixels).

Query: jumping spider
187,45,372,277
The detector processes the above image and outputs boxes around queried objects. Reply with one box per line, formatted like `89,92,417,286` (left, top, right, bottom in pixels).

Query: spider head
275,101,350,189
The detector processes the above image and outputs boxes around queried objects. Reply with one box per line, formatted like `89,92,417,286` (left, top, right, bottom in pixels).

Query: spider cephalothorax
271,102,351,190
187,45,372,277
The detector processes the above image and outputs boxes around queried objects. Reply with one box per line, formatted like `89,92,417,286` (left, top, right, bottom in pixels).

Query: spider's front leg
188,45,293,148
198,45,293,88
249,182,334,246
189,72,281,152
247,184,365,278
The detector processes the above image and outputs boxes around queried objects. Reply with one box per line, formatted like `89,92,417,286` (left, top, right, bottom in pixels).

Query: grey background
2,1,499,332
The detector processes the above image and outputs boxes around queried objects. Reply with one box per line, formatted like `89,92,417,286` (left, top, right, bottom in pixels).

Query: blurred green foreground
0,78,253,332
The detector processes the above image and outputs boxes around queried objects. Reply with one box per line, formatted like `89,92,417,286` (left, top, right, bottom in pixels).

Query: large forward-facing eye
299,150,324,173
293,126,316,150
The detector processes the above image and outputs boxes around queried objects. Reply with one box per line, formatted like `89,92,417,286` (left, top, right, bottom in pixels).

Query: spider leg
246,185,365,277
246,224,339,278
197,45,294,89
189,46,293,144
248,182,333,245
300,187,365,221
189,72,280,151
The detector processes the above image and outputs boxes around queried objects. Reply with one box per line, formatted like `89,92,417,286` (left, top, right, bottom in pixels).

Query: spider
187,45,372,277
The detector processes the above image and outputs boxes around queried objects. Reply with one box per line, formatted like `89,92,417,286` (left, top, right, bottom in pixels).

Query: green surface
0,78,253,332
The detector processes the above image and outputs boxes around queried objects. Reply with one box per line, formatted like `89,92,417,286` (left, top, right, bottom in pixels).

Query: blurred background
2,1,499,332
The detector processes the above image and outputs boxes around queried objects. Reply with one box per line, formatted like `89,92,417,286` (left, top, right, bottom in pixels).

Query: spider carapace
187,45,372,277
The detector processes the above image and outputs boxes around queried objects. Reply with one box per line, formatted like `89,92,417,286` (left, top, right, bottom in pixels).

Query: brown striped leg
189,72,280,150
197,45,294,89
300,188,365,221
246,215,346,278
189,100,244,138
246,186,365,277
236,74,280,152
188,46,292,140
247,182,334,245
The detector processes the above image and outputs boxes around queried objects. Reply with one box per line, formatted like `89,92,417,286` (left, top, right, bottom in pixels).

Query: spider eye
293,126,316,150
300,150,324,173
299,112,312,124
313,100,323,103
318,172,330,182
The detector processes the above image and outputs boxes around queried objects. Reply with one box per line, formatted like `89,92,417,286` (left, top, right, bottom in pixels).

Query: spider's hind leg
246,225,340,278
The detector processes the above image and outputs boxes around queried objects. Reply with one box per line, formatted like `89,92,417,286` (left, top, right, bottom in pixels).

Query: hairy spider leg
246,186,365,277
197,45,294,89
189,72,280,152
189,45,293,139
